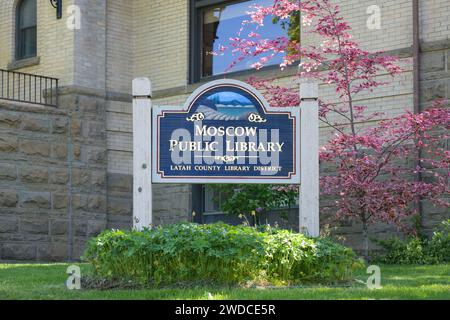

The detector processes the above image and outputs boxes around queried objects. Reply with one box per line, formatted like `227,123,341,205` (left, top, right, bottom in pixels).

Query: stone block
86,195,107,212
19,166,49,184
0,218,18,233
0,163,17,181
35,241,68,261
108,198,132,216
91,170,106,189
1,244,36,260
21,116,50,133
84,121,106,140
50,220,68,236
77,95,101,114
71,169,90,187
87,220,107,236
50,169,69,185
49,242,68,261
20,140,50,157
0,136,19,153
57,94,78,111
36,245,51,261
52,194,69,210
73,145,81,161
108,173,132,193
52,117,68,134
52,143,68,160
420,81,447,103
71,118,82,136
73,194,107,213
0,113,21,128
20,219,49,235
421,51,446,73
0,189,18,207
447,49,450,71
20,192,51,209
86,147,106,165
74,220,87,236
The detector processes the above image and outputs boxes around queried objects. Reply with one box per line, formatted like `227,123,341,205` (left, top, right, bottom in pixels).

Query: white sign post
132,78,153,230
299,82,320,237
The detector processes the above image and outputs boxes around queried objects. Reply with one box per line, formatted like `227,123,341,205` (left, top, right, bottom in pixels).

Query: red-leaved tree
219,0,449,259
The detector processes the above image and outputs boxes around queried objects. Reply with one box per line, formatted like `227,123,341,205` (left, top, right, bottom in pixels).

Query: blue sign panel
152,79,300,184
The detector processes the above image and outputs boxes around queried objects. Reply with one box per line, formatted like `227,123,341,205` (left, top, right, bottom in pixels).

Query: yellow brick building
0,0,449,260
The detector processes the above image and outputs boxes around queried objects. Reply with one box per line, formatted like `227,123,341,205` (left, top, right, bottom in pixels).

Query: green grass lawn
0,263,448,300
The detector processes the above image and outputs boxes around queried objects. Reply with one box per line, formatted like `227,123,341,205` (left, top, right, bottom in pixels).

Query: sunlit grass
0,263,448,300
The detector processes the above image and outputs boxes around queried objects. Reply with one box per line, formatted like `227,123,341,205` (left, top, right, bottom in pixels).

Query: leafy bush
83,223,362,286
427,220,450,263
373,220,450,265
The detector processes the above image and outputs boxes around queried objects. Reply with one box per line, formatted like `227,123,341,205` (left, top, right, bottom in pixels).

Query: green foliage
83,223,362,286
428,220,450,263
263,229,360,283
214,184,298,225
373,220,450,265
372,237,426,265
273,11,300,50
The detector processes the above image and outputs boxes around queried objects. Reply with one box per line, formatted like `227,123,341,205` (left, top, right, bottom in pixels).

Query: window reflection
201,0,291,78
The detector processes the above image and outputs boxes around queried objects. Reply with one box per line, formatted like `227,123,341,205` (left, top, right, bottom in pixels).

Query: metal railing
0,69,59,107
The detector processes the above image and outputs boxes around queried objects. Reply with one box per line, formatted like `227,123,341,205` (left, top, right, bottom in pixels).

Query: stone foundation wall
420,40,450,108
0,103,72,261
0,90,192,262
419,40,450,236
0,89,108,262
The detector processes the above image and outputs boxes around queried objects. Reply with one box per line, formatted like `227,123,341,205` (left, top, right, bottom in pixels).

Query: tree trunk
362,219,369,262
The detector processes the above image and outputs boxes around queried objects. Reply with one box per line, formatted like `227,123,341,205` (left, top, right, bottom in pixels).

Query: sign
152,79,300,184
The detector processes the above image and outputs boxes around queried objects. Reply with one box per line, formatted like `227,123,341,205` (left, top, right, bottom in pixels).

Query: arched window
16,0,37,60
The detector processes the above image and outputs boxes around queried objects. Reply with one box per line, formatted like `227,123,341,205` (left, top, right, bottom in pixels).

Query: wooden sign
152,79,300,184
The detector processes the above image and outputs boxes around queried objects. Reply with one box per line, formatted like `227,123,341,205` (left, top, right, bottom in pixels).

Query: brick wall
420,0,450,43
106,0,133,95
133,0,189,92
0,0,75,86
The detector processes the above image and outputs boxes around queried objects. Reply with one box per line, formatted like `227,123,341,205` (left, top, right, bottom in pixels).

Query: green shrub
83,223,362,286
373,220,450,265
372,237,426,264
428,220,450,263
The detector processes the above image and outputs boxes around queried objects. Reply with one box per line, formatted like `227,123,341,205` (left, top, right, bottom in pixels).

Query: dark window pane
17,0,37,59
204,185,229,214
204,185,221,213
21,27,37,58
201,0,290,78
19,0,36,29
